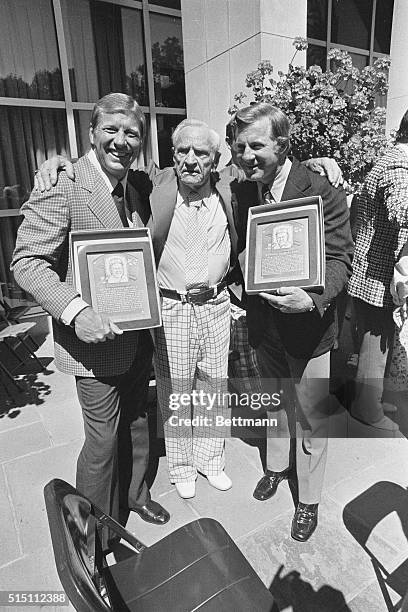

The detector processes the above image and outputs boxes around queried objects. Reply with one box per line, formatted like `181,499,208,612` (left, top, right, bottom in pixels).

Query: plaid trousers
229,303,262,394
153,290,230,482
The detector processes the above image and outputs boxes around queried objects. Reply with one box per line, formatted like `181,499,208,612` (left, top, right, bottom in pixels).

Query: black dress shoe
253,469,289,501
291,503,318,542
132,500,170,525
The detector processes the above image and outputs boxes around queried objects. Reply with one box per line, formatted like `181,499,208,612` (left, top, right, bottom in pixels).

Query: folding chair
343,481,408,611
0,311,46,380
44,479,274,612
0,297,32,323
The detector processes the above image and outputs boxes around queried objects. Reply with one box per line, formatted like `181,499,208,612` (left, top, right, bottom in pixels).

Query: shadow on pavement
269,564,350,611
343,481,408,612
0,356,54,417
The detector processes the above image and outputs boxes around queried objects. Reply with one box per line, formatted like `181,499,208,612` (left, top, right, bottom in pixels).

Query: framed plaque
70,228,161,331
245,196,325,294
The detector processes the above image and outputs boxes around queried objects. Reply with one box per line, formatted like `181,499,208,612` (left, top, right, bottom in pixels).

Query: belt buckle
187,288,202,304
185,287,208,304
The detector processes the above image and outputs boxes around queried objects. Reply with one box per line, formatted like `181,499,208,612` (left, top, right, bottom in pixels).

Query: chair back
343,481,408,605
0,306,9,330
44,479,112,612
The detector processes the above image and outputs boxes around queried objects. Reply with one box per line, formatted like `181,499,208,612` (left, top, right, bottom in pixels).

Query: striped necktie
185,193,209,290
261,184,276,205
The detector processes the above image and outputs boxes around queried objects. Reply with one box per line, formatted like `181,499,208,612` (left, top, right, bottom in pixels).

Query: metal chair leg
24,334,40,352
3,338,26,365
0,376,16,404
18,335,47,372
0,360,24,391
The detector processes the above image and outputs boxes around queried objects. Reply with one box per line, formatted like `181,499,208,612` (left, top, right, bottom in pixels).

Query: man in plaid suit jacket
348,109,408,431
11,93,169,534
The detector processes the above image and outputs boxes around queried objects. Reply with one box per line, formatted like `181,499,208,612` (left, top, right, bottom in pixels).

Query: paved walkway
1,330,408,611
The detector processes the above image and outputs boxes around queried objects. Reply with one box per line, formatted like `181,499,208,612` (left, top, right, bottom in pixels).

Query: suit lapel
75,157,123,228
281,159,312,201
150,172,178,261
213,173,238,259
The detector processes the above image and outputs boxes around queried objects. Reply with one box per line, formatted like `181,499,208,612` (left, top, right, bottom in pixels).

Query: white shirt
257,158,292,203
157,188,231,292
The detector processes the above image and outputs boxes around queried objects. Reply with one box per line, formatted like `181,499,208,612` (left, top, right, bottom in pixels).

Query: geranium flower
231,39,391,191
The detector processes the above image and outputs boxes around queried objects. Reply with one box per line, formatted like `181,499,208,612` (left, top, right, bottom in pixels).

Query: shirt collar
257,158,292,203
176,191,213,210
176,181,213,209
87,149,128,195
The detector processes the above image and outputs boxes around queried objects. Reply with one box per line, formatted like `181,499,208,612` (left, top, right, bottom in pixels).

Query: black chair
0,312,46,393
343,481,408,612
44,479,274,612
0,297,33,324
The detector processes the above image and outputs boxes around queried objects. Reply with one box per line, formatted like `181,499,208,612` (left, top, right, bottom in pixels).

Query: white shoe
175,481,196,499
206,472,232,491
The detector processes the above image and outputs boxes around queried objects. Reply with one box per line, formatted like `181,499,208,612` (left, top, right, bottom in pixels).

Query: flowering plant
230,37,392,192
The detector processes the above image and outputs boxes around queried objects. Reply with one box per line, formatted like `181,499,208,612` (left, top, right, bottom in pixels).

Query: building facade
0,0,405,310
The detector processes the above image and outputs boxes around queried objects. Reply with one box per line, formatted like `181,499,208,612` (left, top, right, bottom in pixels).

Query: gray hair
172,118,221,153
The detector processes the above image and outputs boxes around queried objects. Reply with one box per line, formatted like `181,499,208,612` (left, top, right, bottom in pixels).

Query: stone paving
1,329,408,612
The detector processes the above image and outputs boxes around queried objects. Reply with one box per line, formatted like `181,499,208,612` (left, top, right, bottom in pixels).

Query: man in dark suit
11,93,169,536
228,102,353,541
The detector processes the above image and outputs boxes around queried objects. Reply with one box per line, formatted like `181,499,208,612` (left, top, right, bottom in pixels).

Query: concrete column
181,0,306,163
386,0,408,134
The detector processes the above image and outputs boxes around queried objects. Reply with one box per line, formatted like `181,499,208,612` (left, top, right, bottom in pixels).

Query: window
149,0,181,9
307,0,394,70
0,0,186,308
0,0,63,100
151,13,185,108
157,114,185,167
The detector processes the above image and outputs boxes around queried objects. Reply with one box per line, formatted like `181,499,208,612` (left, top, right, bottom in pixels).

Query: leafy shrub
230,37,391,192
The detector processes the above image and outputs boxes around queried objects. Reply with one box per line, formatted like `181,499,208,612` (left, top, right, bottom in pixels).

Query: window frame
0,0,186,165
307,0,393,70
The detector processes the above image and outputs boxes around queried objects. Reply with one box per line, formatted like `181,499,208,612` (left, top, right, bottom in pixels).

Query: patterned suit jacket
348,145,408,309
11,155,151,377
148,166,239,268
232,159,354,359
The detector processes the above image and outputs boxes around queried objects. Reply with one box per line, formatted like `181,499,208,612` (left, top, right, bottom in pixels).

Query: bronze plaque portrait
70,228,161,331
245,196,325,294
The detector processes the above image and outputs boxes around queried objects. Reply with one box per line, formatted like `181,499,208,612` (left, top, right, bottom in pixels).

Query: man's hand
304,157,345,189
34,155,75,192
73,307,123,343
259,287,315,314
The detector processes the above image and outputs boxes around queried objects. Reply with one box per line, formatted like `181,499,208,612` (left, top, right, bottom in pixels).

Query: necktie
185,194,209,290
261,184,276,205
112,181,128,227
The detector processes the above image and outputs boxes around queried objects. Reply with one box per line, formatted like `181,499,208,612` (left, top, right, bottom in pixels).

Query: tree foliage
230,37,392,191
